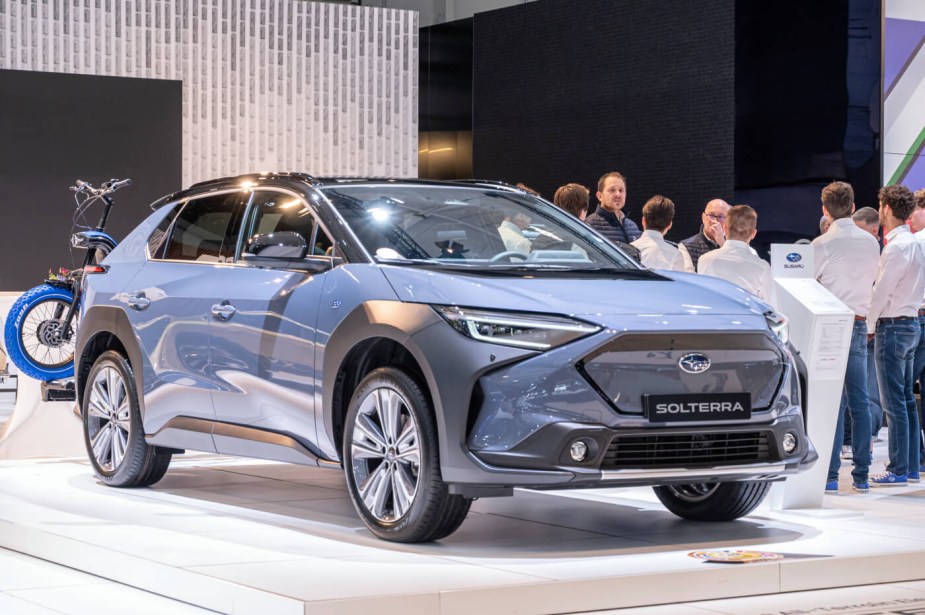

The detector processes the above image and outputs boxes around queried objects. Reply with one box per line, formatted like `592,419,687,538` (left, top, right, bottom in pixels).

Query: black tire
653,481,772,522
421,494,472,542
343,367,470,543
82,350,172,487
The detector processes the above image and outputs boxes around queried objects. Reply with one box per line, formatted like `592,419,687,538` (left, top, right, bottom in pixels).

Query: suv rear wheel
343,367,470,542
82,350,172,487
653,481,772,521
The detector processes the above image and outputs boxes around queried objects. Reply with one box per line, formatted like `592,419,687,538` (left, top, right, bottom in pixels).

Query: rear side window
147,203,182,258
159,192,248,262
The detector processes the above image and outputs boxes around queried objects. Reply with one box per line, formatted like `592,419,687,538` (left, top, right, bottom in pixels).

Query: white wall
0,0,419,184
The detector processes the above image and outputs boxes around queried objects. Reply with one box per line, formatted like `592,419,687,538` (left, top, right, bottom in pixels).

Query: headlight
765,310,789,344
434,305,600,350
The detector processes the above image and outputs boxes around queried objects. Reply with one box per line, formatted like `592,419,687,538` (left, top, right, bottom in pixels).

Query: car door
128,190,248,451
208,189,333,461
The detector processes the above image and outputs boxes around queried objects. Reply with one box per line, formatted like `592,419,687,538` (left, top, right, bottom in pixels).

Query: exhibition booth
0,250,923,615
1,0,924,613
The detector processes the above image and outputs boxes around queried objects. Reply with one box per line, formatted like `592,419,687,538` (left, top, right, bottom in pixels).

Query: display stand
0,291,84,459
767,245,854,511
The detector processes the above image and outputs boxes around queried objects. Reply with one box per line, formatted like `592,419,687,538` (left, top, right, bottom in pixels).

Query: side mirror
242,232,341,273
244,231,308,259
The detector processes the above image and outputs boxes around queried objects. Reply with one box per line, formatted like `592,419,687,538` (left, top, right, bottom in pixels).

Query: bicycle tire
3,284,77,381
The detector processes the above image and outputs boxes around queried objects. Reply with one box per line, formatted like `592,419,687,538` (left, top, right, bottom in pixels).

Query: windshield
320,184,640,271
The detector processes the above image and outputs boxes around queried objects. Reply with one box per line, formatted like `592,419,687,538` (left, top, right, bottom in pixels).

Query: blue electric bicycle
4,178,130,382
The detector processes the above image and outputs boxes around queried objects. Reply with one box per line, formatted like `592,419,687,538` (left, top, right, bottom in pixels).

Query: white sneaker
841,445,853,459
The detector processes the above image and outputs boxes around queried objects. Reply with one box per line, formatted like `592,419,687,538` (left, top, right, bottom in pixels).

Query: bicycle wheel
3,284,77,381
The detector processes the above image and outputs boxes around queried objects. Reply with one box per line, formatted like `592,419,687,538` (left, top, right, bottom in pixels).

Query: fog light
782,432,798,454
569,440,588,462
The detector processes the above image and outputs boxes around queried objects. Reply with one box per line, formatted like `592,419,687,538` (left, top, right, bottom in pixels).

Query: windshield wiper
378,258,472,268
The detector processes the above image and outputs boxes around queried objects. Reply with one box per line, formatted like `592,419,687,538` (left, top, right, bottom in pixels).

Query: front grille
602,432,772,469
581,333,785,415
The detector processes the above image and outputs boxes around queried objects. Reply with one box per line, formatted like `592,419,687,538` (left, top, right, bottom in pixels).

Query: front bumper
472,413,817,490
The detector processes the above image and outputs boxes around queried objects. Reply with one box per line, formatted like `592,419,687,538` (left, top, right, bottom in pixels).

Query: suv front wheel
652,481,772,521
343,367,470,543
82,350,172,487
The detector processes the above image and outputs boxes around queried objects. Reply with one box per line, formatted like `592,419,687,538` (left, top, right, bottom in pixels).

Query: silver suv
75,173,815,542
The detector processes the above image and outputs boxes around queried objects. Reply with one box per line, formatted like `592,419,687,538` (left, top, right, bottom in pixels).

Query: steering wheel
490,251,529,263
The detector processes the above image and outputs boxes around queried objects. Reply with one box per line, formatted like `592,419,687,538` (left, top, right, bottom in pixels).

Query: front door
209,189,334,461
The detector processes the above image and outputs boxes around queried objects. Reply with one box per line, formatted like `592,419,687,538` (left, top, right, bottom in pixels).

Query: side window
160,192,247,263
311,224,335,256
147,202,182,259
243,191,316,254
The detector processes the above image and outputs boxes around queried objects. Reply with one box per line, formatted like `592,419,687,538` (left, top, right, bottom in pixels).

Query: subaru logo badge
786,252,802,263
679,353,711,374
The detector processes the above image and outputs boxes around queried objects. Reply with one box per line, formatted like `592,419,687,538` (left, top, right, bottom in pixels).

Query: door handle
126,293,150,311
211,302,237,320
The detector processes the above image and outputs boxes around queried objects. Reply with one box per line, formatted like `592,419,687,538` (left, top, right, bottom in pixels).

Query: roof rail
187,171,322,190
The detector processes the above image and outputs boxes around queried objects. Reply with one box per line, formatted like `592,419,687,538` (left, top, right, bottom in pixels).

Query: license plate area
645,393,751,422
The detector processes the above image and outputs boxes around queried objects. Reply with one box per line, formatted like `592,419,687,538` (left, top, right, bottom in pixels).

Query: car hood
379,266,771,318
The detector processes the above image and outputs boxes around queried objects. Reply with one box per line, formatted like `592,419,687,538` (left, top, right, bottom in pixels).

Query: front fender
320,300,533,484
320,301,445,457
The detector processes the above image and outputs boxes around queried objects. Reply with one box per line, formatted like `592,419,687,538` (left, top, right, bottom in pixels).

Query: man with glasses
679,199,731,273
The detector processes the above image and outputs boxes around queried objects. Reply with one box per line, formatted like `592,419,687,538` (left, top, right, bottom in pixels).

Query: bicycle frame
58,191,117,344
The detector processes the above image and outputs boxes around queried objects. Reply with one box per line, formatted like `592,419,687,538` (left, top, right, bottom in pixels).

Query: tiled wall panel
0,0,418,184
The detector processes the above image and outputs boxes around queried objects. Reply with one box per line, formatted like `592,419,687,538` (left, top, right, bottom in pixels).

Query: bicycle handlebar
70,178,132,196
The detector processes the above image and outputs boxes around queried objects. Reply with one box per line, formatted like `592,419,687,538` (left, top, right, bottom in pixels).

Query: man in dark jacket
585,172,641,245
679,198,730,272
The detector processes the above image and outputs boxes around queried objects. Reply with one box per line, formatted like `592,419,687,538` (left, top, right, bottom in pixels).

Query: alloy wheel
86,363,131,473
350,386,422,522
666,483,721,502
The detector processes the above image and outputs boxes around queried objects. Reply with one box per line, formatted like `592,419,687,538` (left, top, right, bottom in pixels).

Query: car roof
150,173,527,210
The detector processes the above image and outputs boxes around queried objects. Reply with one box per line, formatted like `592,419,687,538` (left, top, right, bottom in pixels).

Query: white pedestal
0,374,85,459
0,291,84,459
770,277,853,510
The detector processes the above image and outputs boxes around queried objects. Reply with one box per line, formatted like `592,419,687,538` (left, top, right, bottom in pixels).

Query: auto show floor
1,451,925,615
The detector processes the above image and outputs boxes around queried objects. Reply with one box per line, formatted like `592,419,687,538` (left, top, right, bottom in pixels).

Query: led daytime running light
436,306,600,350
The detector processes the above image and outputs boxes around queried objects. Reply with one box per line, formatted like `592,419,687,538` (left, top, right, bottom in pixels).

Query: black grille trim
602,432,773,469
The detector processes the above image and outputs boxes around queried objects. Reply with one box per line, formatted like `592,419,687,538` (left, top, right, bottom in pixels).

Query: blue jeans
914,315,925,466
868,336,884,436
828,320,872,483
843,335,884,442
875,319,922,477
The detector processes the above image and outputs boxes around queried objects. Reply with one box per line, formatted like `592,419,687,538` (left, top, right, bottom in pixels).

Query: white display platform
1,449,924,615
0,290,85,460
0,375,84,459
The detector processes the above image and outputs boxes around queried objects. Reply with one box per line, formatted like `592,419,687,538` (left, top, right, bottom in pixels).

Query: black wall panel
0,70,182,291
472,0,735,240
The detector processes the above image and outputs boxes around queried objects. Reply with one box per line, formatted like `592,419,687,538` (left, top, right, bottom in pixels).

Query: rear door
129,190,248,451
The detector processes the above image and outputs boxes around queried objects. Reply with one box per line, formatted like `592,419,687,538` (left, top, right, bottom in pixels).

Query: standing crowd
520,172,925,494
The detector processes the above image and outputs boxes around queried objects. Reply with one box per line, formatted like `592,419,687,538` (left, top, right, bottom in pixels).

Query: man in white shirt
850,206,886,443
813,182,880,493
697,205,775,304
906,188,925,476
631,195,685,271
868,185,925,486
497,211,532,255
